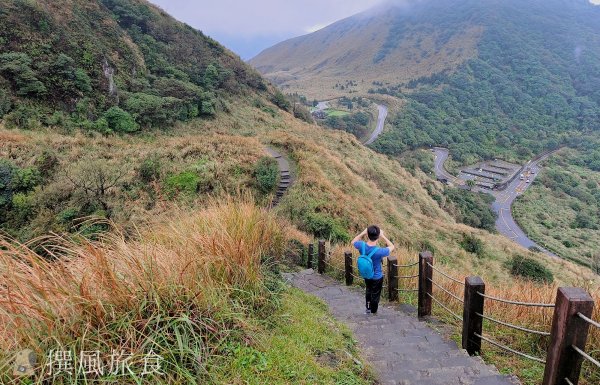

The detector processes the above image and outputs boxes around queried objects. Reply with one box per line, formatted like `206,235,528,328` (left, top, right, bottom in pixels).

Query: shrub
510,255,554,283
11,167,41,193
103,106,139,133
304,212,350,243
562,240,577,248
254,157,279,194
0,87,12,118
460,233,485,258
0,52,46,97
571,212,598,230
0,160,14,208
123,92,184,127
164,171,200,198
34,150,59,180
4,104,42,129
56,207,80,225
138,155,161,183
270,91,291,111
10,192,34,224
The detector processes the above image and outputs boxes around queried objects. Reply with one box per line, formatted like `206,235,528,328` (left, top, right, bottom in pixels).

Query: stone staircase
265,147,293,206
284,269,520,385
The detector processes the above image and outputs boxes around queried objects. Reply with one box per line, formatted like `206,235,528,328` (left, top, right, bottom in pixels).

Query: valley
1,0,600,384
253,0,600,273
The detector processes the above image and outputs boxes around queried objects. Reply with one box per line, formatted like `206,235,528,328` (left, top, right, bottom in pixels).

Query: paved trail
285,269,518,385
364,104,388,145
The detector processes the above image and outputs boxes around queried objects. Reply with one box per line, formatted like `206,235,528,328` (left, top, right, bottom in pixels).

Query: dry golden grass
0,196,307,383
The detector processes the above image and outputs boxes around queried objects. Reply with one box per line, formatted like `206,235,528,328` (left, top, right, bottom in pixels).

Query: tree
65,158,128,213
0,52,46,97
203,64,219,90
103,106,139,133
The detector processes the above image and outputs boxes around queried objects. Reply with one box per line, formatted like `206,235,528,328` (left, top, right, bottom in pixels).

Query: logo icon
13,349,36,377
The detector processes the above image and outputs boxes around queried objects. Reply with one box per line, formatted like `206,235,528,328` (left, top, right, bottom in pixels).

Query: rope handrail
394,261,419,268
427,293,462,321
427,278,464,303
474,333,546,364
397,288,419,292
398,274,419,279
475,312,551,336
427,262,463,285
578,312,600,329
323,261,345,274
476,292,555,308
572,345,600,369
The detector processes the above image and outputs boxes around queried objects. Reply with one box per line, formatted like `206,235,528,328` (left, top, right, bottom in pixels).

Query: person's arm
351,228,368,245
380,230,395,254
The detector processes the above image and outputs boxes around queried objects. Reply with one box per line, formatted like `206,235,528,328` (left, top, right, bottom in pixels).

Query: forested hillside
0,0,266,132
370,0,600,163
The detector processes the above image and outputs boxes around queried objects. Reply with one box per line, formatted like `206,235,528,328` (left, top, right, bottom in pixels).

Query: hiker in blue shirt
351,225,395,314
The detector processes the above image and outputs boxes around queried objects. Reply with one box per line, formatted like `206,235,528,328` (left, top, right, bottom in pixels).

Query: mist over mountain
252,0,600,163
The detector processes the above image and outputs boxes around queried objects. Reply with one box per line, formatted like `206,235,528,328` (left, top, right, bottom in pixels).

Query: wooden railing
305,241,599,385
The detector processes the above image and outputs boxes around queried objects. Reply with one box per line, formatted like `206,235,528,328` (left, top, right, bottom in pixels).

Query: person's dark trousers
364,277,384,314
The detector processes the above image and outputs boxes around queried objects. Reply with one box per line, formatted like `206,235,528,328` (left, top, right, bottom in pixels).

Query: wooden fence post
542,287,595,385
462,276,485,356
345,252,353,286
388,256,398,302
418,251,433,318
318,240,325,274
307,243,313,269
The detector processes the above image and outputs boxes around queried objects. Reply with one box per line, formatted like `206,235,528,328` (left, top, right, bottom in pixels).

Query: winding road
433,147,460,184
364,104,388,145
433,148,556,258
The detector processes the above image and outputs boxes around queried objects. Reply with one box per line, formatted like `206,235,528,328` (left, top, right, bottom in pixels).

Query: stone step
287,270,518,385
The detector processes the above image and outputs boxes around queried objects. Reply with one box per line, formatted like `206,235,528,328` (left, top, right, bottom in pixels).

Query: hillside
252,0,600,164
0,0,596,286
0,0,267,132
250,1,481,101
1,1,600,384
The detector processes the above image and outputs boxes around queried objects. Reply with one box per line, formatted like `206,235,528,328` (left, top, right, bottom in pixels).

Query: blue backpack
357,243,379,279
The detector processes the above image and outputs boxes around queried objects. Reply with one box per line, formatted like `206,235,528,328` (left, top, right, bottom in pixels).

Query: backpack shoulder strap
361,242,365,255
366,246,379,259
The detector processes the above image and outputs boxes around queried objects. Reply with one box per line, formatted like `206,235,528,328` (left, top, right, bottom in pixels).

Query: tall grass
0,197,302,384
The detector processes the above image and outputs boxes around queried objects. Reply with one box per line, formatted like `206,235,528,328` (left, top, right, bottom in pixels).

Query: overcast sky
149,0,386,60
149,0,600,60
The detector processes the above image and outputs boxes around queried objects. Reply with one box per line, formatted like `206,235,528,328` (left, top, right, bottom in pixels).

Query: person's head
367,225,380,241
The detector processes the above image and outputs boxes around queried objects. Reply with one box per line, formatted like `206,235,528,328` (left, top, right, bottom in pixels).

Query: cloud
149,0,385,37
